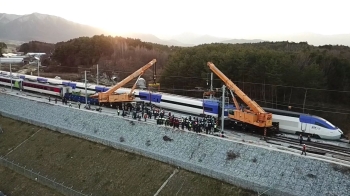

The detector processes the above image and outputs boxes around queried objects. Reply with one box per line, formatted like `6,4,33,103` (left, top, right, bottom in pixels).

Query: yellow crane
207,62,276,135
91,59,157,103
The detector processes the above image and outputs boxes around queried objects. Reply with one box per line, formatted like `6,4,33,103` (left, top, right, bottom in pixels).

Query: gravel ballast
0,93,349,196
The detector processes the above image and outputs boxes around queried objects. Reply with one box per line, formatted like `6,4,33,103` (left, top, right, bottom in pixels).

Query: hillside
0,13,107,43
122,33,193,47
0,13,268,46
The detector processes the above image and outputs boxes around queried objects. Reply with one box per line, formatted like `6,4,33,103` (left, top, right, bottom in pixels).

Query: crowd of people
47,97,228,138
116,102,225,136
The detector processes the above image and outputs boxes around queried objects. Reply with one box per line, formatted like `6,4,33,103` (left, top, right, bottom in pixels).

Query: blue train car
64,93,99,105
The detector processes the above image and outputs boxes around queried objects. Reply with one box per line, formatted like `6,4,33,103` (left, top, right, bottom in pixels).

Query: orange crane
207,62,275,135
91,59,156,103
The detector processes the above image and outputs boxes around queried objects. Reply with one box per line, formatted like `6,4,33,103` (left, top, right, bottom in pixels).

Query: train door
301,123,307,132
61,86,72,97
19,81,23,90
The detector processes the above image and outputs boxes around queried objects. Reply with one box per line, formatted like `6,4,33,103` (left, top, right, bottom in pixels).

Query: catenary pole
221,85,225,133
85,71,88,105
210,72,213,99
96,64,99,85
10,63,12,91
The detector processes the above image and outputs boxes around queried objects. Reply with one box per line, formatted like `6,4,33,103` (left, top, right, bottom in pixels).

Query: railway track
266,135,350,158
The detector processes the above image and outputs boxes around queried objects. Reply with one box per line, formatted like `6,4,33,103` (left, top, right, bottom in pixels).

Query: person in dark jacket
307,135,311,142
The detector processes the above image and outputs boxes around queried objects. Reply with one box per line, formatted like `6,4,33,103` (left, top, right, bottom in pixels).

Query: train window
315,122,327,128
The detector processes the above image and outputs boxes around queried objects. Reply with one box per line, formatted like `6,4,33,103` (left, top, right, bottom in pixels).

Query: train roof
260,108,335,126
146,90,203,100
0,75,22,81
262,107,329,121
262,107,305,118
47,78,64,84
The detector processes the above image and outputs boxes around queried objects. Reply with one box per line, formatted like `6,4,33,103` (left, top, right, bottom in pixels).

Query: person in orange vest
301,144,306,156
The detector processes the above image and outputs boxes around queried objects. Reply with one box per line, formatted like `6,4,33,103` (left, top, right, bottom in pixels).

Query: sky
0,0,349,39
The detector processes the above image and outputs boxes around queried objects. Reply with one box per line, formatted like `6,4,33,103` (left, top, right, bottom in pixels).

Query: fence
0,111,294,196
0,156,90,196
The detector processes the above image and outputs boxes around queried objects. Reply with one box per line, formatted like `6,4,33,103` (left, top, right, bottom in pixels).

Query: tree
160,42,350,108
0,42,7,56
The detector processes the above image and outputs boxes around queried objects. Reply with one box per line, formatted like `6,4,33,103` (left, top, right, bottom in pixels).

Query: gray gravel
0,93,350,196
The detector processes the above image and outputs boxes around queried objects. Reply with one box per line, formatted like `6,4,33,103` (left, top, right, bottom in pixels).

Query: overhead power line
3,64,350,93
255,99,350,115
157,87,350,113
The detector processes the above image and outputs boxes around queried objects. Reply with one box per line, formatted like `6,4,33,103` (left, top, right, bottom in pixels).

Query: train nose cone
338,128,343,134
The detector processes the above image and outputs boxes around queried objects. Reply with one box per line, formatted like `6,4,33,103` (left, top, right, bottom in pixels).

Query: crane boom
92,59,156,103
207,62,273,128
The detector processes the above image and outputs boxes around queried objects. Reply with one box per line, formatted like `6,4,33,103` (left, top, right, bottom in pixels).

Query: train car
24,75,39,82
71,88,96,96
22,81,63,96
62,81,76,89
154,93,204,116
0,76,22,89
0,71,343,140
0,71,6,76
47,78,63,85
37,77,48,83
140,91,342,140
74,82,99,94
114,89,205,116
95,85,107,93
64,93,99,105
262,108,343,140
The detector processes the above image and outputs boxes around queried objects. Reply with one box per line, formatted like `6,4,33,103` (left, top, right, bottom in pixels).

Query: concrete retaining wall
0,93,349,196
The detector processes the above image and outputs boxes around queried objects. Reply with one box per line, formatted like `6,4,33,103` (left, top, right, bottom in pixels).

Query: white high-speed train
0,70,344,140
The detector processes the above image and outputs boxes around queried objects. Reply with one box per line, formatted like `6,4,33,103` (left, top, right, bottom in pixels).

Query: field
0,165,63,196
0,116,257,196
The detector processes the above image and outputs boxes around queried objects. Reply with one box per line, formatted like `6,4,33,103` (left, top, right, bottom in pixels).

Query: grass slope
0,116,256,196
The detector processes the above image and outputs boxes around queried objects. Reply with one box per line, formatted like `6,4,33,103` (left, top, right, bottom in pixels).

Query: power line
4,64,350,113
5,63,350,93
255,99,350,115
163,88,350,114
157,87,350,113
163,76,350,93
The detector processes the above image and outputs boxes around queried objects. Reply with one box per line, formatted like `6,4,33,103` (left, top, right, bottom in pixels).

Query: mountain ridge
0,13,267,46
0,12,107,43
0,13,349,46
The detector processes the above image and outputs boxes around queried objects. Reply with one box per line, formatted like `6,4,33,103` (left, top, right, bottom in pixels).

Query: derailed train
0,71,344,140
